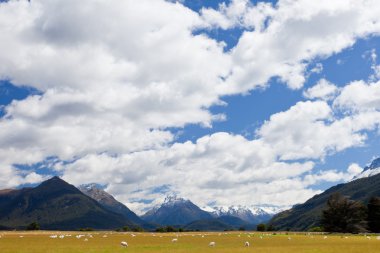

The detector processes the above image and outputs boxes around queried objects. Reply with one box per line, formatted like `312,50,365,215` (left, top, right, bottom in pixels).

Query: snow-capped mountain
78,183,146,227
203,205,287,224
142,194,212,226
354,157,380,179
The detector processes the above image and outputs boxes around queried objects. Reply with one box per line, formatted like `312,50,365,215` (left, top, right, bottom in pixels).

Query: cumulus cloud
303,79,339,100
1,0,380,213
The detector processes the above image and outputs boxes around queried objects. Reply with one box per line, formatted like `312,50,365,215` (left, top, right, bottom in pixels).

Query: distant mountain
183,218,232,231
269,172,380,231
0,177,134,230
354,157,380,179
78,183,151,228
141,194,212,226
206,205,278,224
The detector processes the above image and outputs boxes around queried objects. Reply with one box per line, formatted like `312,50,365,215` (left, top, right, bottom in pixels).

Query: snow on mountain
141,194,212,225
354,157,380,179
161,193,188,206
202,205,288,224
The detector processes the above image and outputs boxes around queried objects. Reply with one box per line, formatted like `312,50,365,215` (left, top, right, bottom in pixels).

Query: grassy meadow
0,231,379,253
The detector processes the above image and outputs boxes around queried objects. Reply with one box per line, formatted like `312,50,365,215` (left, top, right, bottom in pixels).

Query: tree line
320,193,380,233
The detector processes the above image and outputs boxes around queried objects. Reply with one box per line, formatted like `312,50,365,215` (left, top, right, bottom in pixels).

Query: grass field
0,231,379,253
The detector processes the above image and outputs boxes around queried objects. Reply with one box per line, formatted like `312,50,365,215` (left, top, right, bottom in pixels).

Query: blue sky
1,0,380,212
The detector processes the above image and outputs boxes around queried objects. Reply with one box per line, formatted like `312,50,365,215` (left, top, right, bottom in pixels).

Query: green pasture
0,231,379,253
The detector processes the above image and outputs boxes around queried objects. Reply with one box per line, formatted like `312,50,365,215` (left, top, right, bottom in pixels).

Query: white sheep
377,236,380,240
49,235,57,239
209,241,216,247
172,238,178,243
288,237,291,240
245,241,250,247
121,241,128,247
59,235,65,239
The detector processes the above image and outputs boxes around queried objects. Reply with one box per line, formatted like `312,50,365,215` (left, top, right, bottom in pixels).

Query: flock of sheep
4,231,379,249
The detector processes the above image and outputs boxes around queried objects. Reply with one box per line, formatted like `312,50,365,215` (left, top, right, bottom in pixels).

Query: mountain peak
354,156,380,179
163,193,187,205
365,157,380,171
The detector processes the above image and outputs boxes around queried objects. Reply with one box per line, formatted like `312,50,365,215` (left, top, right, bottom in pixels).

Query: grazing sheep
366,236,371,239
172,238,178,243
377,236,380,240
209,241,216,247
59,235,65,239
245,241,250,247
131,234,136,237
102,235,108,238
121,241,128,247
323,236,327,239
288,237,291,240
84,238,88,242
49,235,57,239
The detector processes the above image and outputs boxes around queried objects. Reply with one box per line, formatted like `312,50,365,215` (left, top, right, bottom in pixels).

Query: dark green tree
26,222,40,230
256,223,266,231
321,193,367,233
368,196,380,233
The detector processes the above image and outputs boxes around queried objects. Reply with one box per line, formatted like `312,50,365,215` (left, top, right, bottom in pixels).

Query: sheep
172,238,178,243
84,238,88,242
209,241,216,247
245,241,250,247
131,234,136,237
323,236,327,239
102,235,108,238
59,235,65,239
49,235,57,239
288,237,291,240
377,236,380,240
121,241,128,247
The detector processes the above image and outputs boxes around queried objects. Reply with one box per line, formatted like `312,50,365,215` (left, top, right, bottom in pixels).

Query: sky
1,0,380,214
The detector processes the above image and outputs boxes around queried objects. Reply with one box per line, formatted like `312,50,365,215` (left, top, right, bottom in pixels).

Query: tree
257,223,266,231
368,197,380,233
308,226,323,232
321,193,367,233
26,222,40,230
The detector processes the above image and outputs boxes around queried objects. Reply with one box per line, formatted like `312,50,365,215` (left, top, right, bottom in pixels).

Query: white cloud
334,80,380,112
224,0,380,91
303,79,339,100
1,0,380,213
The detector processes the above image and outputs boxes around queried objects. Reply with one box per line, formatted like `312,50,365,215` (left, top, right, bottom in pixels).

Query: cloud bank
0,0,380,212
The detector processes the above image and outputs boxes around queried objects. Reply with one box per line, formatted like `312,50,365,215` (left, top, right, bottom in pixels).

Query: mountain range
269,158,380,231
0,177,134,230
3,157,378,231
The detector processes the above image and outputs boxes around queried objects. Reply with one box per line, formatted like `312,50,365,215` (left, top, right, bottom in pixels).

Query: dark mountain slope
79,184,155,229
269,173,380,231
0,177,133,230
